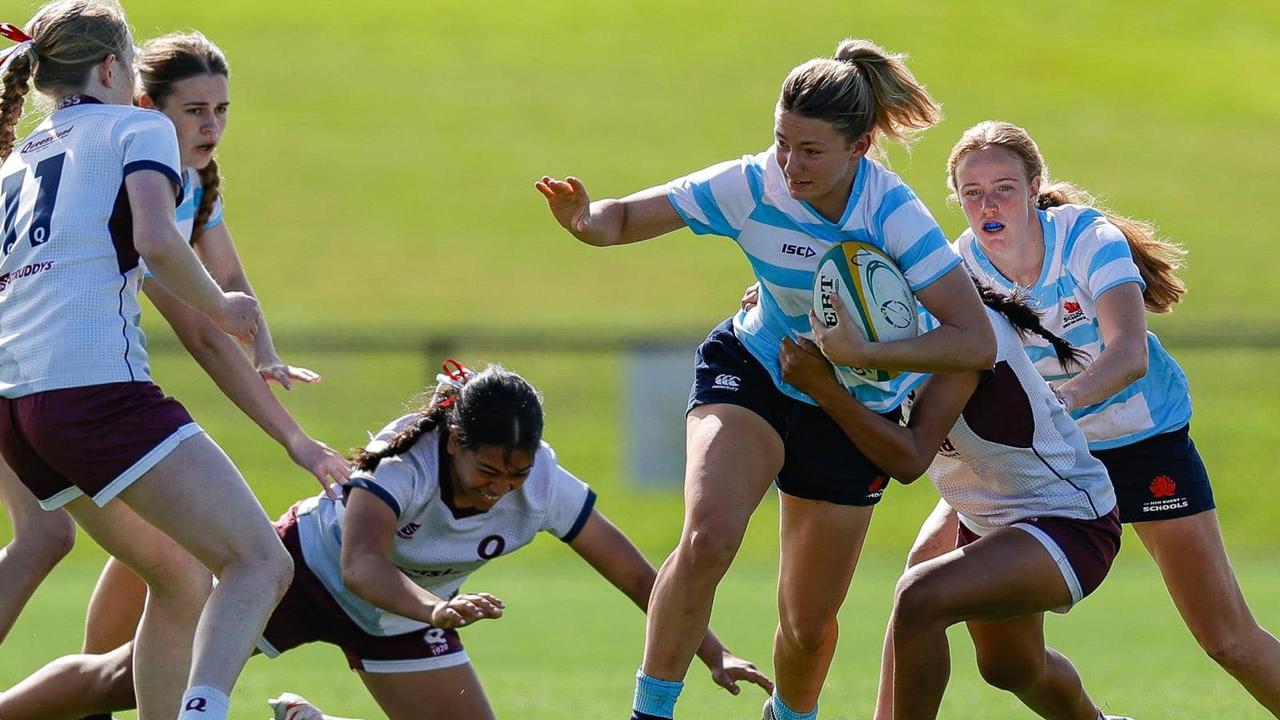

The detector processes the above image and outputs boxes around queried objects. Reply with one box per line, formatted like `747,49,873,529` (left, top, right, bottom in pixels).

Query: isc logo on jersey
812,241,918,388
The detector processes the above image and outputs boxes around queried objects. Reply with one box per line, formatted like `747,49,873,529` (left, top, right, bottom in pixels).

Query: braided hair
351,364,544,473
975,280,1088,371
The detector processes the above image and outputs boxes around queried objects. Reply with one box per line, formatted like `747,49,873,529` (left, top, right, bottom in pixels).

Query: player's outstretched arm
780,337,977,482
568,509,774,695
534,176,684,247
340,489,504,630
143,281,348,498
192,222,320,390
127,169,259,342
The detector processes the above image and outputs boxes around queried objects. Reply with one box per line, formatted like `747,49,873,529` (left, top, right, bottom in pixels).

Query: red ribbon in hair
0,23,33,43
436,359,474,408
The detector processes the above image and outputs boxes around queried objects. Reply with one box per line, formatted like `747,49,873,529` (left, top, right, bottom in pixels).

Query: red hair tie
0,23,33,43
436,359,475,408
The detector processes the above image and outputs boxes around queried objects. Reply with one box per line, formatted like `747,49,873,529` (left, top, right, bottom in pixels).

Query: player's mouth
476,487,501,503
194,142,217,155
981,221,1005,233
787,177,811,191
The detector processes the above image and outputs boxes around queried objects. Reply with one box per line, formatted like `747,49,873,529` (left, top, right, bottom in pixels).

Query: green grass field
3,0,1280,717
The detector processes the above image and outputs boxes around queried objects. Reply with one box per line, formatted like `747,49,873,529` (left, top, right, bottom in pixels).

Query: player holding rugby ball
538,38,995,720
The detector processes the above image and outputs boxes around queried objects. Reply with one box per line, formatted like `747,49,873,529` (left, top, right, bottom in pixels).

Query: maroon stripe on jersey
961,361,1033,448
108,181,138,274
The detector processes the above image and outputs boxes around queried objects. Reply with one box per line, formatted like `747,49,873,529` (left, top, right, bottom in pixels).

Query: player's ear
137,92,156,109
848,131,872,159
446,428,461,455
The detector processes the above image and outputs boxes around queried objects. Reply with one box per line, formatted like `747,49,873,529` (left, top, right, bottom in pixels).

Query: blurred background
2,0,1277,717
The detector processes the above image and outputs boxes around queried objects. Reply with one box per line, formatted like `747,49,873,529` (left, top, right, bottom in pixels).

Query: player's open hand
535,176,591,234
809,291,871,366
430,592,506,629
258,357,321,390
779,337,840,399
708,650,774,696
215,291,260,343
286,435,350,500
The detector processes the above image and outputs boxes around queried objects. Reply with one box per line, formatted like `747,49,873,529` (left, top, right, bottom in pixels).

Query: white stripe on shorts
360,651,472,674
92,422,203,507
1012,522,1084,611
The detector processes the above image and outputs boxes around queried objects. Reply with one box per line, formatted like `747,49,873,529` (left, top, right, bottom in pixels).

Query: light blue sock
632,669,684,719
772,691,818,720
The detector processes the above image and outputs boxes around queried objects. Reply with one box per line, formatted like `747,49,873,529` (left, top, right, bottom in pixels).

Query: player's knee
779,610,836,654
95,651,136,706
14,510,76,565
977,653,1044,694
678,523,743,575
1194,624,1257,672
891,567,947,628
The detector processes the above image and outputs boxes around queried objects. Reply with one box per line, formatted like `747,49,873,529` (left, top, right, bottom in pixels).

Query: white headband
0,40,34,77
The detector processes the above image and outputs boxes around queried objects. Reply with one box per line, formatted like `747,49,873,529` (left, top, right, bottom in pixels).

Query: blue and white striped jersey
666,149,960,412
956,204,1191,449
0,101,181,397
176,167,224,242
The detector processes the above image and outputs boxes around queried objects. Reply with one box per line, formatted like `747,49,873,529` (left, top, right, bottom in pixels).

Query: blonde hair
0,0,130,160
947,120,1186,313
777,38,942,152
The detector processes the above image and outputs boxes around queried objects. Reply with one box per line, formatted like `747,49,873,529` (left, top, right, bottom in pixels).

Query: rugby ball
812,241,918,386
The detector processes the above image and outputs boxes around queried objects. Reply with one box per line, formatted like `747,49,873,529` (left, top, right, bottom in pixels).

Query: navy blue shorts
687,319,899,506
1092,424,1214,524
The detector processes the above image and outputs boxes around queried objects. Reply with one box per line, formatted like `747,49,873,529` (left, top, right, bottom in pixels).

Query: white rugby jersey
916,306,1115,532
176,167,224,242
666,150,960,412
956,205,1191,449
0,100,181,397
296,416,596,637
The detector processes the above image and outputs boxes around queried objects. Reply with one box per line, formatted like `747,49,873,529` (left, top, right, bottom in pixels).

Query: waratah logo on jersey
1061,298,1087,329
867,473,888,496
396,522,421,539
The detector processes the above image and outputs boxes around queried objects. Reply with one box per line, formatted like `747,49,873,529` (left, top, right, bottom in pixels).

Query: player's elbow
1123,338,1148,384
340,555,377,600
133,227,180,265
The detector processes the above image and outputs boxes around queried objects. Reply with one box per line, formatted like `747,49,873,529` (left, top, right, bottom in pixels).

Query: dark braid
351,364,544,473
191,158,221,243
975,280,1088,370
0,51,32,161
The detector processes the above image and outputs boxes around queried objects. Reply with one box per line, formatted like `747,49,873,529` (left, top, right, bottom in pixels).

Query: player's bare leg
0,459,75,645
873,500,957,720
111,432,292,719
1135,511,1280,716
357,664,493,720
0,643,135,720
83,557,147,653
890,528,1097,720
967,615,1097,720
772,494,872,715
639,405,782,703
64,500,210,720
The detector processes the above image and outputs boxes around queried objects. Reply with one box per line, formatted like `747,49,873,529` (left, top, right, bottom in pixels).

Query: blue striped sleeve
665,157,760,239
